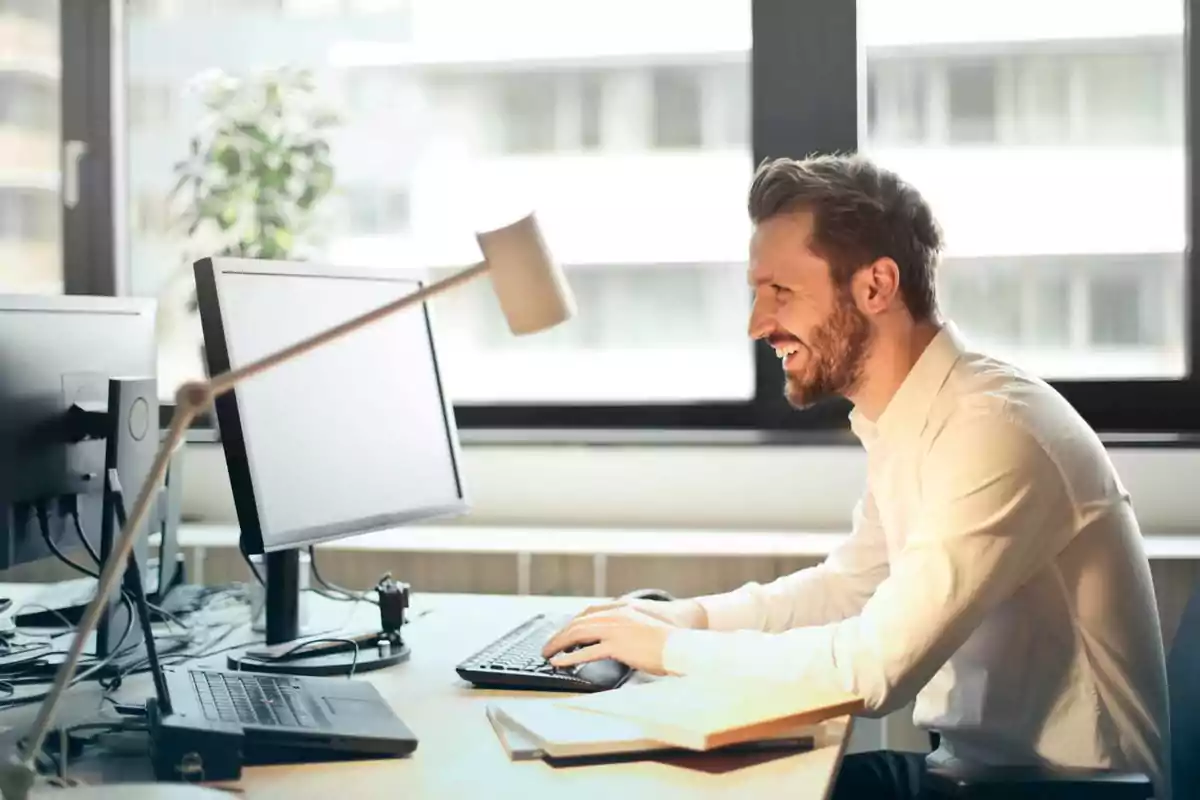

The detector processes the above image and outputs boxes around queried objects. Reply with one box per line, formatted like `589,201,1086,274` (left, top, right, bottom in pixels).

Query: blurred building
124,0,1185,401
0,0,60,294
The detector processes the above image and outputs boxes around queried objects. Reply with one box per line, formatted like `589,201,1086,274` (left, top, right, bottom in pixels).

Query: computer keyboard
190,670,327,728
456,613,632,692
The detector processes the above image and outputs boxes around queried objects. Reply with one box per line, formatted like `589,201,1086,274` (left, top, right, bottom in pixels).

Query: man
542,154,1171,799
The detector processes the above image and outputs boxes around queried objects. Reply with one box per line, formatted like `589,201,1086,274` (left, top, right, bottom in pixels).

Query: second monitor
194,258,468,676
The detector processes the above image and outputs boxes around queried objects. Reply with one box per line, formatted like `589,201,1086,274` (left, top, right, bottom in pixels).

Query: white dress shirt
662,322,1171,797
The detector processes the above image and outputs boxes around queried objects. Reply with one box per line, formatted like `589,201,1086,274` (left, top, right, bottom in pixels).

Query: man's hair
748,153,943,321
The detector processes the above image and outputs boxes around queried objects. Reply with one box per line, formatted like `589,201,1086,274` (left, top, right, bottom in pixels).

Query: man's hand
569,597,708,630
541,606,676,675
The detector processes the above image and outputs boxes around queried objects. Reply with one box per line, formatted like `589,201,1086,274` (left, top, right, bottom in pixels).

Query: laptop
155,665,418,763
93,470,417,780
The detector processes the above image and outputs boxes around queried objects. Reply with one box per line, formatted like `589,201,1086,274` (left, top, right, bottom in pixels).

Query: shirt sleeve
694,487,891,632
662,410,1077,716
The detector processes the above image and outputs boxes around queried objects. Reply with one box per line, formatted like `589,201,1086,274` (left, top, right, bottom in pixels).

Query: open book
556,675,864,751
486,696,816,762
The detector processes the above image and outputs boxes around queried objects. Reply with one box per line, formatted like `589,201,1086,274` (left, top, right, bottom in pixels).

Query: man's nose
748,292,773,340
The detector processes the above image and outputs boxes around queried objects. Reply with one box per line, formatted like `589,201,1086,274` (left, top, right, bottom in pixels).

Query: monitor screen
197,260,467,552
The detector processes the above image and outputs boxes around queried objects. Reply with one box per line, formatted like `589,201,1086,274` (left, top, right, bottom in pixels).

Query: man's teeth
774,344,800,359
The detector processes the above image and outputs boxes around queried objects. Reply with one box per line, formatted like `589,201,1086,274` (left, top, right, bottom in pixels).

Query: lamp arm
13,259,492,783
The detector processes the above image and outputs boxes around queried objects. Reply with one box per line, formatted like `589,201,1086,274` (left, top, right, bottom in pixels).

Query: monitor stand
226,550,410,676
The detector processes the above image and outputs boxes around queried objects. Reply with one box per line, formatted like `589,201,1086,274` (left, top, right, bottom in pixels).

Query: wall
183,441,1200,533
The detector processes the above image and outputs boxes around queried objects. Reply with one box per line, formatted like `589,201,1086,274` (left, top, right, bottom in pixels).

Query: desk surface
0,588,852,800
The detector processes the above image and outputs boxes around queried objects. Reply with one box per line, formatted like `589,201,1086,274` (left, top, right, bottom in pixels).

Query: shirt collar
849,322,967,446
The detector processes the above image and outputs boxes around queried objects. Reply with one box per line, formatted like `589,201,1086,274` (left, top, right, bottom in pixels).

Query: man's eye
773,284,791,295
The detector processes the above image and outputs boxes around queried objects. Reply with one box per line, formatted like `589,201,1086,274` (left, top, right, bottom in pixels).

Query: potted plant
152,66,339,399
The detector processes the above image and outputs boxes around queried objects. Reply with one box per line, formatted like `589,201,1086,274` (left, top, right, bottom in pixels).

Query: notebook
556,675,864,751
486,697,815,762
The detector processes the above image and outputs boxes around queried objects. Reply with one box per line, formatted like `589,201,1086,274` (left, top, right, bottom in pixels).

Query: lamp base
225,639,410,677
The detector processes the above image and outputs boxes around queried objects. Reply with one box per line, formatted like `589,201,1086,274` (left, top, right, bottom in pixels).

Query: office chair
926,577,1200,800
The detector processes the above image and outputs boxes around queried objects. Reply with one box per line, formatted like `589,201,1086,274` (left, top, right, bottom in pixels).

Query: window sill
178,523,1200,560
181,426,1200,448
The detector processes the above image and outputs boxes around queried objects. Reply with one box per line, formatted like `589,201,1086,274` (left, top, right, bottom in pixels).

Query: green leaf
235,122,271,146
273,227,293,253
215,144,241,176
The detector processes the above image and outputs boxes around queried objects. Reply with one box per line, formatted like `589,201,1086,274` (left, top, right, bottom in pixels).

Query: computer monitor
0,293,157,656
194,258,468,676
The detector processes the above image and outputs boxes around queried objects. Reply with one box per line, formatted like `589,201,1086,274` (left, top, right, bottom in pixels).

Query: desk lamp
0,212,575,800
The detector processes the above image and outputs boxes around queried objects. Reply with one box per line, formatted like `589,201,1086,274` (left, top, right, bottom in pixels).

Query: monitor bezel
194,257,469,556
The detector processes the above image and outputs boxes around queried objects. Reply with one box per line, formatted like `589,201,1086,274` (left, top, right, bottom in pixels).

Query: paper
489,698,672,759
485,704,545,761
555,675,863,751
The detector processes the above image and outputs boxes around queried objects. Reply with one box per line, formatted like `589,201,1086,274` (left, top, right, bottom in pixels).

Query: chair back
1167,580,1200,799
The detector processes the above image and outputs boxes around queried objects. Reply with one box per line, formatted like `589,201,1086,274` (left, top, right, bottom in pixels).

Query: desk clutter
485,675,864,763
0,587,859,797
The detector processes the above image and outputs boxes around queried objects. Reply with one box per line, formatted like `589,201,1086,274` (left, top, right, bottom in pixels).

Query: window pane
125,0,754,403
0,0,61,295
652,67,704,149
862,0,1185,379
946,61,997,144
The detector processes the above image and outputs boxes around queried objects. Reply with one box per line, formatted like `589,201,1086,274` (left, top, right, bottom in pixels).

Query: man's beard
784,291,872,410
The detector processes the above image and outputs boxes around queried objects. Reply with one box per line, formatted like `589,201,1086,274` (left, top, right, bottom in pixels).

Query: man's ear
854,257,901,314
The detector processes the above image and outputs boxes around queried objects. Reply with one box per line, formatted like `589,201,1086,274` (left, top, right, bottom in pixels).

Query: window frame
72,0,1200,440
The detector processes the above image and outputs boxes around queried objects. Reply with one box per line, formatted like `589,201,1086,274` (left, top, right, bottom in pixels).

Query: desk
0,587,852,800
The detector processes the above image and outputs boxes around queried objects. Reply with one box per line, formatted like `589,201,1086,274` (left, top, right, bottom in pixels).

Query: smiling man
542,154,1171,799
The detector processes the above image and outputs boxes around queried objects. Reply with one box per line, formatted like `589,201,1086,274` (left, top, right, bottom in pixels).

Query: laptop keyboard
189,670,327,728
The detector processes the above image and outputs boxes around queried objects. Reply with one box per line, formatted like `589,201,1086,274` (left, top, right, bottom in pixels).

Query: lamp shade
477,213,576,335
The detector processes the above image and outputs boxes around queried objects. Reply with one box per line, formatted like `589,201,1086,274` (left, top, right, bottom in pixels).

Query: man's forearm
681,598,708,629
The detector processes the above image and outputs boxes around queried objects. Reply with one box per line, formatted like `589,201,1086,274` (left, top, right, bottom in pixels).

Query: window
0,0,57,23
946,61,997,144
1079,51,1176,144
579,73,604,151
862,0,1186,383
938,264,1022,345
128,81,172,129
867,60,930,145
0,73,56,131
497,73,559,154
1010,56,1072,144
867,61,927,145
64,1,1198,435
0,1,60,296
133,190,172,236
343,185,409,235
124,1,754,408
652,68,704,148
713,62,750,147
0,188,57,240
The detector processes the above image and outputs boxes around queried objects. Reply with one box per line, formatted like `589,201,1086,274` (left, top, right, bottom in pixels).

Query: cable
240,539,265,586
0,596,135,709
68,510,190,630
36,503,98,579
308,546,380,606
244,637,360,677
68,505,101,566
11,603,79,637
